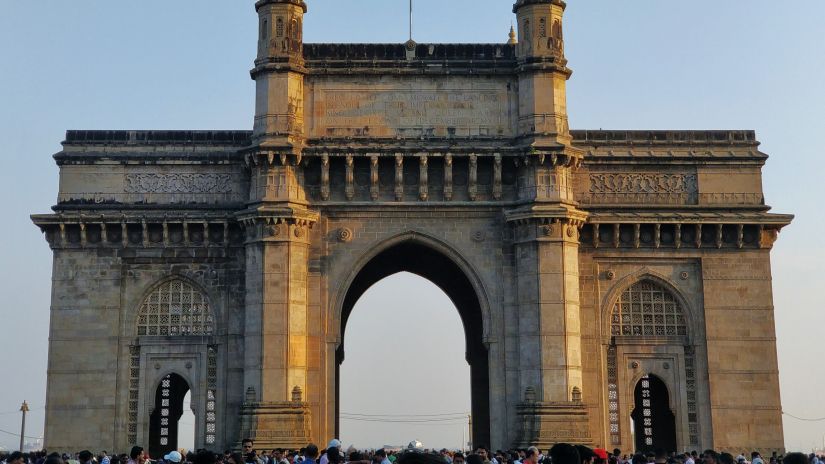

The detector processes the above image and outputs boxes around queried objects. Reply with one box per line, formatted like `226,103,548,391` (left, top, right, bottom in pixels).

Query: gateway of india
33,0,793,457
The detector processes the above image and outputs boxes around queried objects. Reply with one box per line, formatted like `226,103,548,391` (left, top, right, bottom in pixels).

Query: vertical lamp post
19,400,29,452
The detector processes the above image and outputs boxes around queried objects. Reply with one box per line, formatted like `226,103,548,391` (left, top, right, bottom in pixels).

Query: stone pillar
508,204,590,447
238,153,318,447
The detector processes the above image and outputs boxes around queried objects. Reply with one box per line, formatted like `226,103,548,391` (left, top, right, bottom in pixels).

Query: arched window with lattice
137,279,214,336
610,280,687,337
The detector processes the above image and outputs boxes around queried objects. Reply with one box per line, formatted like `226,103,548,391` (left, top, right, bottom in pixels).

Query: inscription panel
58,165,247,205
308,76,516,138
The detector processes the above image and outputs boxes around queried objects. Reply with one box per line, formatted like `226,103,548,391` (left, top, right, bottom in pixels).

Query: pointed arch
135,277,215,337
330,230,493,345
601,270,698,344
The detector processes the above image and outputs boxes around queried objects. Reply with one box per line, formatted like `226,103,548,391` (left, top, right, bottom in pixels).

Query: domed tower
512,0,576,155
251,0,307,153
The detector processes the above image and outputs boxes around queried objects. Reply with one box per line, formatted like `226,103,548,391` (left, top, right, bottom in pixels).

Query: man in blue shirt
303,445,320,464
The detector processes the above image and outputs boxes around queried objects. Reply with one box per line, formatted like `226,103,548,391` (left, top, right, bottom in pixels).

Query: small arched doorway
149,373,192,457
337,240,490,448
631,374,676,453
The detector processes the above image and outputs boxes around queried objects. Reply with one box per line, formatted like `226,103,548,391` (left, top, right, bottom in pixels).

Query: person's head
593,449,608,464
397,453,450,464
79,451,94,464
45,454,64,464
782,454,807,464
718,453,734,464
703,451,720,464
328,441,341,451
524,448,539,464
242,440,255,455
130,448,144,462
613,451,622,460
576,446,595,464
453,455,465,464
164,452,182,464
227,453,244,464
475,449,488,461
550,445,580,464
9,452,26,464
305,445,319,460
274,451,284,461
193,450,217,464
751,455,760,461
376,451,388,460
655,450,668,464
466,455,484,464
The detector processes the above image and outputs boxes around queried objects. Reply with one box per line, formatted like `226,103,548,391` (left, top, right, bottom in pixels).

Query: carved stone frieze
589,173,697,195
125,173,233,194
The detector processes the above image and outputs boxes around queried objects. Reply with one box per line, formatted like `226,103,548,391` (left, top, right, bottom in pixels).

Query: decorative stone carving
472,230,486,242
605,270,615,280
444,154,453,201
370,155,379,201
321,154,330,201
589,173,697,194
337,227,353,243
394,154,404,201
345,155,354,200
125,173,232,194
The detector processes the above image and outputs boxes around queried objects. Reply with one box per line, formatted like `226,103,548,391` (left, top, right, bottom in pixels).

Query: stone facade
33,0,791,456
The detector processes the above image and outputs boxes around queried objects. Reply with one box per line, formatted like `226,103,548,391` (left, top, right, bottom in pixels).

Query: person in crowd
718,453,734,464
452,455,465,464
77,451,93,464
374,450,391,464
127,447,144,464
241,439,264,464
521,448,539,464
549,444,580,464
164,452,182,464
750,454,762,464
271,451,288,464
303,445,320,464
575,446,595,464
782,454,807,464
593,449,608,464
226,453,244,464
702,451,720,464
321,441,342,464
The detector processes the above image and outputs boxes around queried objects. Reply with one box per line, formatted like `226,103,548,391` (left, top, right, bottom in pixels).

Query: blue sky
1,0,824,452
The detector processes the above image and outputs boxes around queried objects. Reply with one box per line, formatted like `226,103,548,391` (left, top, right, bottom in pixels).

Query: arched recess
335,234,491,448
602,273,701,452
129,276,219,450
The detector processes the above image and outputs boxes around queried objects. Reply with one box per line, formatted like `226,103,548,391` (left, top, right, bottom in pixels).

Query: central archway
336,239,491,448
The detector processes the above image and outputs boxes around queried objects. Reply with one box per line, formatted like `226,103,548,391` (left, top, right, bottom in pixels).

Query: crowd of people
2,439,825,464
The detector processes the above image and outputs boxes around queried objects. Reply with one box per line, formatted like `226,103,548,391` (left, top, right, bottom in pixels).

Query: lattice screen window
610,280,687,337
137,279,214,336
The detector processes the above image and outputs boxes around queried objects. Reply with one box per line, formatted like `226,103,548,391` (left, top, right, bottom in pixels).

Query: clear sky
1,0,824,453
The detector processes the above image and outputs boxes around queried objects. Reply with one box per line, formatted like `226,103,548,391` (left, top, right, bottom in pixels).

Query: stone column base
514,401,592,448
238,401,313,449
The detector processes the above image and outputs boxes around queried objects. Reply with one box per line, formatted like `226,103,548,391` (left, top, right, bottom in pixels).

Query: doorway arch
149,373,192,458
631,374,676,453
335,238,491,448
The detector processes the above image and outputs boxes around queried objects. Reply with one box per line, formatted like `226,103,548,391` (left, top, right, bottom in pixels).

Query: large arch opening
337,240,490,448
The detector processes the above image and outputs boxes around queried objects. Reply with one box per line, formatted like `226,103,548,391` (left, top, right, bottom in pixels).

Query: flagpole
409,0,413,41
